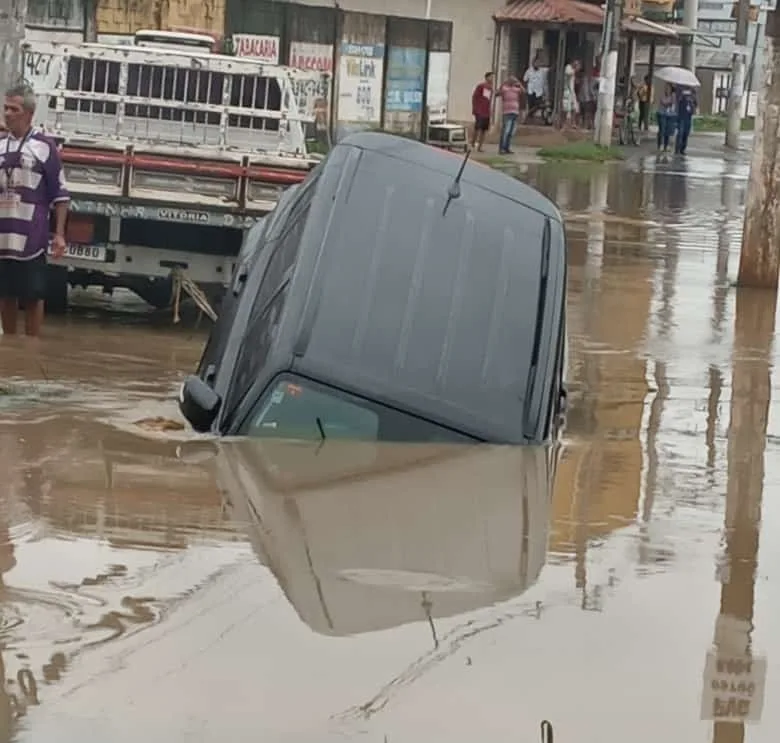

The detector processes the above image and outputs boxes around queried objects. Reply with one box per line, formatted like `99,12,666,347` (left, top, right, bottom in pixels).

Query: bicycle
615,97,640,146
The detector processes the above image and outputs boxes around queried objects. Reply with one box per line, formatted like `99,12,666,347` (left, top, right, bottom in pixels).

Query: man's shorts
0,254,48,303
527,93,544,112
474,116,490,132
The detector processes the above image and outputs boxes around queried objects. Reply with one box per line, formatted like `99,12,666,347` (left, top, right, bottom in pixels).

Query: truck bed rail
23,41,322,158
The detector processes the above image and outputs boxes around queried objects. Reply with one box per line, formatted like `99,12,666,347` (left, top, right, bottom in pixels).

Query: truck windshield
240,375,476,443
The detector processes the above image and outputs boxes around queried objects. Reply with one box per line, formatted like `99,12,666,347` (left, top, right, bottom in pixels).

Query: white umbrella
653,66,701,88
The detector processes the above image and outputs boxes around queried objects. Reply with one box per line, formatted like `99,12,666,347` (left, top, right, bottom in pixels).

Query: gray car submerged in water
180,132,568,444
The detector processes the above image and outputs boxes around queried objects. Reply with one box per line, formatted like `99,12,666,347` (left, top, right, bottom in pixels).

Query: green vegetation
537,141,625,162
477,155,520,169
693,114,755,132
305,139,331,156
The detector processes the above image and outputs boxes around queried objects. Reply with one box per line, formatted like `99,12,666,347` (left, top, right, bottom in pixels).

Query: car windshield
240,375,476,443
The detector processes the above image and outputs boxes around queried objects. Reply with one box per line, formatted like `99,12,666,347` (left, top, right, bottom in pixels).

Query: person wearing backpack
675,87,697,155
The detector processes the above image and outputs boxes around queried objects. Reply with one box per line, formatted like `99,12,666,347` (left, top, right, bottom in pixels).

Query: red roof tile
494,0,605,26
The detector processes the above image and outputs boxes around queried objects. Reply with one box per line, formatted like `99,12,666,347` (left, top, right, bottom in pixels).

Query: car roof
276,133,566,443
341,131,561,219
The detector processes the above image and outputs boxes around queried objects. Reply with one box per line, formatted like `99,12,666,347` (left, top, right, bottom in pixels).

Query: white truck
20,32,323,314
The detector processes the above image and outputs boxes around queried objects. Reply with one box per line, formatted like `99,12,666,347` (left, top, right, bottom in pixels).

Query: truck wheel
44,265,69,315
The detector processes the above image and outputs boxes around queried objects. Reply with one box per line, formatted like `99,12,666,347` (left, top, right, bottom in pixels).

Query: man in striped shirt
0,84,70,337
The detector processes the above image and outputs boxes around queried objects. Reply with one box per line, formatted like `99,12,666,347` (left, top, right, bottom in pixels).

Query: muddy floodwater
0,151,778,743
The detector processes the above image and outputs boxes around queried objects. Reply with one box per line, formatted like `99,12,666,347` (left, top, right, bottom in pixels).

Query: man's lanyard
3,128,33,193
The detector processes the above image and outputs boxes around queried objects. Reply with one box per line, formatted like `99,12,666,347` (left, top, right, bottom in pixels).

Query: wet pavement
0,148,777,742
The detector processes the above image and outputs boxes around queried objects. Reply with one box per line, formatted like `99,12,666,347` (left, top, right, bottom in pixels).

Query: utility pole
725,0,752,148
681,0,698,69
744,20,762,103
737,1,780,288
0,0,26,98
594,0,622,147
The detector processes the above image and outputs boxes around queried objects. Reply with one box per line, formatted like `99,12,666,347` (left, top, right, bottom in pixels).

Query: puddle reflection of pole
0,520,17,743
585,169,609,281
638,358,667,564
420,592,439,649
638,235,676,544
708,289,774,743
575,173,606,605
705,162,738,481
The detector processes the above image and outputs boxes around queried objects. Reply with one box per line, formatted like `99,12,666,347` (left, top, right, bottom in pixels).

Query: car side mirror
179,375,221,433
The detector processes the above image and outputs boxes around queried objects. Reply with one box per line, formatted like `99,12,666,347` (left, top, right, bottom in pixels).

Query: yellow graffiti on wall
96,0,225,36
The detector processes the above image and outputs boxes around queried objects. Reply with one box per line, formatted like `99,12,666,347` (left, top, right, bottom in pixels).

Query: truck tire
44,265,69,315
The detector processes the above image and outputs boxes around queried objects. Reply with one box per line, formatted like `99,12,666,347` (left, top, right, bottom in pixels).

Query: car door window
226,280,291,418
239,374,478,443
246,377,379,441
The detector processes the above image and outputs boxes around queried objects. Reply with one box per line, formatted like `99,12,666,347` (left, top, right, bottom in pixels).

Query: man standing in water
0,85,70,337
470,72,494,152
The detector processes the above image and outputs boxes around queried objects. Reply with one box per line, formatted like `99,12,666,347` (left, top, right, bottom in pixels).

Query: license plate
63,244,106,262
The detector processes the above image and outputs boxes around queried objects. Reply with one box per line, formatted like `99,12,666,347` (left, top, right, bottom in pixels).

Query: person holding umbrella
675,86,697,155
652,66,701,156
656,83,677,153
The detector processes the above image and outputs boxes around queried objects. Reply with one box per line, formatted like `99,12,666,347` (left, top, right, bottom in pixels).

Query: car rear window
240,375,475,443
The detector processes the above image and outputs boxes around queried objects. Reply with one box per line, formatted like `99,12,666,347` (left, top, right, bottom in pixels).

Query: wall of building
25,26,84,43
22,0,488,127
221,0,458,137
94,0,225,36
292,0,494,123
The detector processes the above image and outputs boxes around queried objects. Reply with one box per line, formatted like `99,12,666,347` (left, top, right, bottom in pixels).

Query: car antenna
314,416,327,455
442,147,471,216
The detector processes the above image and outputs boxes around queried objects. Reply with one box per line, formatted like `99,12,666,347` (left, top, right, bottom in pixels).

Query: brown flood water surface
0,151,778,743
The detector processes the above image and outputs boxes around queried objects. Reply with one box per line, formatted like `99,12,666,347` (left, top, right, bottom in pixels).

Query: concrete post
725,0,751,149
0,0,27,101
737,5,780,289
681,0,697,70
594,0,621,147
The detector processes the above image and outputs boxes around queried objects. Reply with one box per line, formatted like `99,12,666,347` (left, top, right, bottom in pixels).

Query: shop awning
495,1,694,40
622,16,681,37
493,0,605,27
634,45,734,69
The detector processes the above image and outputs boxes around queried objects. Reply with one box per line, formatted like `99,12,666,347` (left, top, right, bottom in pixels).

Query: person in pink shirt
497,74,524,154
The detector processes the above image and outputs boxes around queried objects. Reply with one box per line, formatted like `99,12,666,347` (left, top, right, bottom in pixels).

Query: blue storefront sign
385,46,426,113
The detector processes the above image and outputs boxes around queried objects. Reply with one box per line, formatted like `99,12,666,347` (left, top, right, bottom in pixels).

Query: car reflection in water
217,439,559,640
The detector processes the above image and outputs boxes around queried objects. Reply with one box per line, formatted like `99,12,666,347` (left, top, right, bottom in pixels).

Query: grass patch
477,155,519,169
305,139,331,155
537,141,624,162
693,114,755,132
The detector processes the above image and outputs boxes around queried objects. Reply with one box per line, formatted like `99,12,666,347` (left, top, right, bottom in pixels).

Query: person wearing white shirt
523,58,549,121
